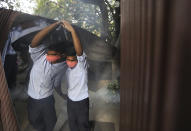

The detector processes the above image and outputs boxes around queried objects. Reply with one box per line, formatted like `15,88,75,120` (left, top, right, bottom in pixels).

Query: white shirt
66,52,89,101
28,44,67,99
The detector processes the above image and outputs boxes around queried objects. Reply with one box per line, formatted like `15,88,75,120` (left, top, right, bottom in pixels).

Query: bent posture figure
61,20,90,131
27,21,67,131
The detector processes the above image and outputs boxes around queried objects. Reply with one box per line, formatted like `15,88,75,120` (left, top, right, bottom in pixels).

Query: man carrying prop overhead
61,20,90,131
27,21,68,131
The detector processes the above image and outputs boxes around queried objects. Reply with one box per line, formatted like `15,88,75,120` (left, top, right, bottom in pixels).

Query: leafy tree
1,0,120,45
34,0,102,36
0,0,36,14
0,0,21,10
34,0,120,44
79,0,120,43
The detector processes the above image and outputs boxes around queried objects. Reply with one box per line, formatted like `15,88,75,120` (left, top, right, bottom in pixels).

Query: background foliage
34,0,120,44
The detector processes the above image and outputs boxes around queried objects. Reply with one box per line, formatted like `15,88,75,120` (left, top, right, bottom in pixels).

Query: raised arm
61,20,83,56
31,21,60,48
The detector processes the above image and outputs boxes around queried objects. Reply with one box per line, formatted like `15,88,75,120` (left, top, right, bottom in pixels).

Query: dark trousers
27,95,57,131
67,97,90,131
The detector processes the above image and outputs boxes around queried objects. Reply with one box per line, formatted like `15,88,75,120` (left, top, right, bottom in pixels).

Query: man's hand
61,20,75,33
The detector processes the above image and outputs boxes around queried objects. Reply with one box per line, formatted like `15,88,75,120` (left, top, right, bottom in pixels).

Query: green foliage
34,0,103,36
0,0,20,10
1,0,119,41
1,0,119,42
107,80,120,94
33,0,119,39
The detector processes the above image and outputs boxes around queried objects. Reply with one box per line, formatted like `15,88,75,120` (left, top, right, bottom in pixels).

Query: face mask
66,60,78,68
46,55,61,63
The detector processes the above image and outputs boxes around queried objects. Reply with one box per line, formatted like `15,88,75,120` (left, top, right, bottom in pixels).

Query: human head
46,41,66,63
65,46,77,68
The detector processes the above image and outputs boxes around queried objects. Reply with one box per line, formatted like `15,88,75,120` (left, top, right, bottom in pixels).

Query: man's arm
61,20,83,56
30,21,60,48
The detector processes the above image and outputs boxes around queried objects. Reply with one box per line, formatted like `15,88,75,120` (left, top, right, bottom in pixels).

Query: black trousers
27,95,57,131
67,98,90,131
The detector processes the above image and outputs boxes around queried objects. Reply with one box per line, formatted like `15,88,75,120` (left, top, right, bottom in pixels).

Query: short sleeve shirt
66,52,89,101
28,44,67,99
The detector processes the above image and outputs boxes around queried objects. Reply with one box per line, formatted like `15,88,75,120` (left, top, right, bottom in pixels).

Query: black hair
47,43,65,54
65,46,76,56
47,40,67,54
61,40,76,56
48,40,76,56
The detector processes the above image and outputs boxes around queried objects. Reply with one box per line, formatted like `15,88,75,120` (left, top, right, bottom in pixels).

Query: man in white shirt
27,21,67,131
61,20,90,131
